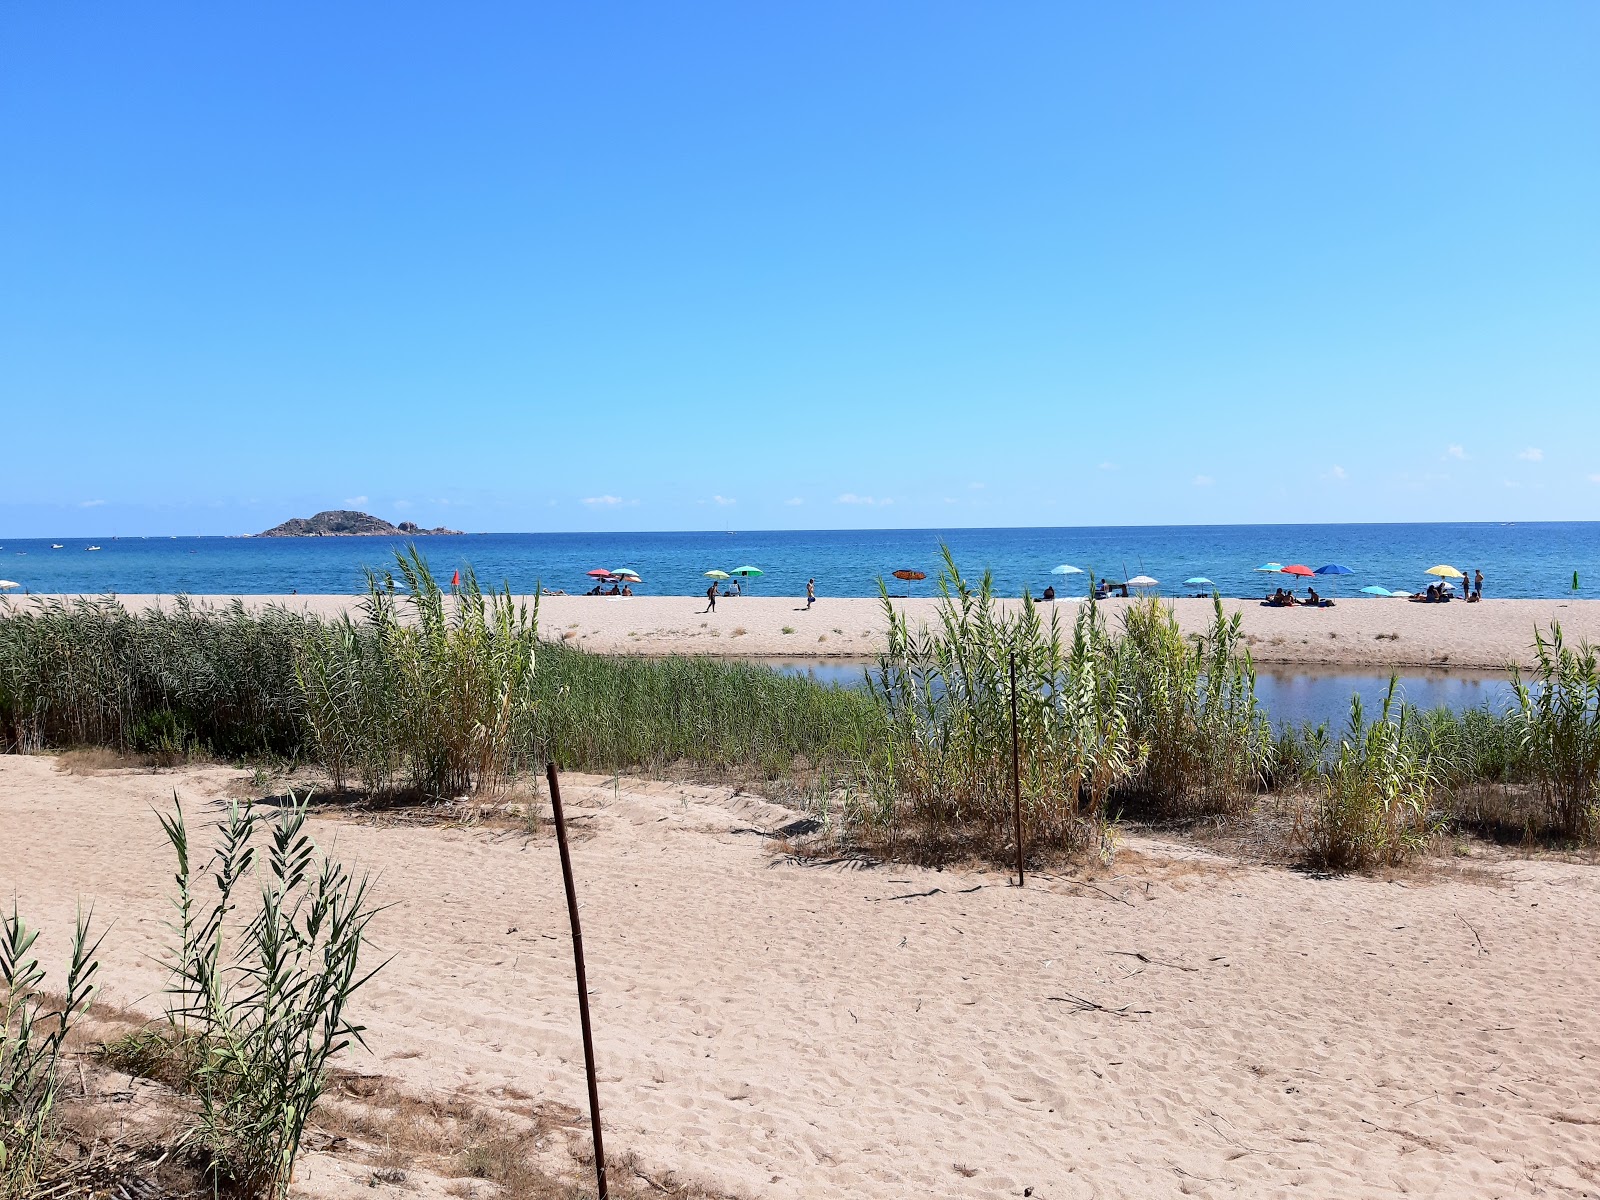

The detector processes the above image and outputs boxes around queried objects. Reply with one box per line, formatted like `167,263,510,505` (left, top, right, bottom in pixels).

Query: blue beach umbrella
1360,585,1393,597
1183,576,1215,590
1315,564,1354,576
1254,562,1283,573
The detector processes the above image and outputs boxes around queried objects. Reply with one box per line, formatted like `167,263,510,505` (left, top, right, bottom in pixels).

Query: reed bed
5,549,1600,861
0,596,310,759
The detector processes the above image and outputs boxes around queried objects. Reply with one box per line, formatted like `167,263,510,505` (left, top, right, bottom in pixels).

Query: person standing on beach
806,578,816,609
1474,569,1484,599
703,581,718,613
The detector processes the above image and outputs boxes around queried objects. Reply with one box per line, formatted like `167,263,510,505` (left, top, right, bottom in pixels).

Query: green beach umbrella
704,569,730,579
730,566,763,576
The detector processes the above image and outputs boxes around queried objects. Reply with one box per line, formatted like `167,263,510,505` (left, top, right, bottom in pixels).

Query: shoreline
7,593,1599,670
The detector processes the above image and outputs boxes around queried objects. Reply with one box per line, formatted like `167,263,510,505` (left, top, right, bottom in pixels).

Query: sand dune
10,593,1600,669
5,755,1600,1198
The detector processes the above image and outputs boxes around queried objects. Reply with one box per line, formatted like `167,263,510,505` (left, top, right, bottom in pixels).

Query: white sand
6,755,1599,1198
9,593,1600,669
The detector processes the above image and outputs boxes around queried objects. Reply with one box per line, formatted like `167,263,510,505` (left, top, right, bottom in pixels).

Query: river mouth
763,658,1518,729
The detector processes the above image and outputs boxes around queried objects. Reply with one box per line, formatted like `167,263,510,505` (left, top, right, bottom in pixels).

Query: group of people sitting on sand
1265,587,1333,608
586,582,634,596
1409,569,1484,604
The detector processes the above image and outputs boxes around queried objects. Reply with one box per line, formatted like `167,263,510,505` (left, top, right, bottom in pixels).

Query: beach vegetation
1117,595,1271,817
1509,622,1600,841
128,793,386,1200
1,904,102,1200
866,550,1137,861
1294,682,1439,870
297,550,540,796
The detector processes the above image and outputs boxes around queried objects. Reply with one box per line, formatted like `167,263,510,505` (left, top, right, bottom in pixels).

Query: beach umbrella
1360,586,1393,597
1051,564,1083,575
1425,565,1464,579
1390,591,1413,598
1126,575,1159,589
730,566,763,577
585,568,613,579
704,570,730,579
1254,562,1284,572
1281,565,1315,578
891,569,926,581
611,568,641,581
0,580,17,591
1183,576,1214,587
1315,564,1354,576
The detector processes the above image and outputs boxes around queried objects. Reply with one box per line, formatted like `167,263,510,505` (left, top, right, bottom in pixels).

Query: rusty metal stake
1010,650,1024,887
546,762,608,1199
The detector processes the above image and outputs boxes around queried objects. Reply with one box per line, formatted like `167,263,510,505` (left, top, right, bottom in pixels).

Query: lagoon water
1,522,1596,600
772,660,1521,729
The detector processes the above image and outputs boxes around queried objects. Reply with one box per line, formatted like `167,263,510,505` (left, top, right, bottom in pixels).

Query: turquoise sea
0,522,1595,600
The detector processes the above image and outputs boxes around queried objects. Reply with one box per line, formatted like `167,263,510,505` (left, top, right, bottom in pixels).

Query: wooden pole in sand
545,762,608,1200
1009,650,1024,888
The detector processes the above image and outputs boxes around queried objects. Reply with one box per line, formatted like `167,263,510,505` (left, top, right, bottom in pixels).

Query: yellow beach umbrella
1425,565,1464,579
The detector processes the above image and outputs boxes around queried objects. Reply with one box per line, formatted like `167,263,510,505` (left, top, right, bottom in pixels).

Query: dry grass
47,1000,738,1200
52,746,146,774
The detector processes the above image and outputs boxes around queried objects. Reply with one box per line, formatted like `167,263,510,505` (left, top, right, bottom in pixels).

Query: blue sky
3,2,1597,536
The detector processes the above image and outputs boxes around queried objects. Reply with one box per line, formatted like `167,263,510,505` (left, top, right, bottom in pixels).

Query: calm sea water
0,522,1596,600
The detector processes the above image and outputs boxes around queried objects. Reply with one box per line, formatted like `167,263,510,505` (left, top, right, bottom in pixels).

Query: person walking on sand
703,581,718,613
806,578,816,609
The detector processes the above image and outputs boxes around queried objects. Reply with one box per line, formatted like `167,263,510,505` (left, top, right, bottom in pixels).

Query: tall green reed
156,795,384,1200
1117,595,1271,816
1509,622,1600,841
868,549,1139,860
1295,681,1438,869
1,905,102,1200
297,549,540,796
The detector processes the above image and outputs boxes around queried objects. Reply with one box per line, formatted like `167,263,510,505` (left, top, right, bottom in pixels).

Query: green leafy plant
0,904,102,1200
1117,595,1270,816
1296,681,1437,869
157,795,385,1199
868,549,1139,861
1510,622,1600,841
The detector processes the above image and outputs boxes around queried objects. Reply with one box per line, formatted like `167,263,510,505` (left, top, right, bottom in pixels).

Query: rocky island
255,509,463,537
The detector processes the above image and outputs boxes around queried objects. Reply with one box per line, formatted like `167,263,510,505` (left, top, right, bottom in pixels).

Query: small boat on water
51,544,63,549
86,545,102,551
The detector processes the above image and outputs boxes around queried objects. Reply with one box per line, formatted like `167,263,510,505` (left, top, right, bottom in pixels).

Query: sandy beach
6,754,1600,1198
10,593,1600,670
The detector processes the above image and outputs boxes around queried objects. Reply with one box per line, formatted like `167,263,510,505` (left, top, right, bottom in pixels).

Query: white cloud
1503,479,1521,489
783,497,804,506
343,495,368,507
1192,475,1215,487
711,495,736,506
880,498,894,506
78,499,106,508
1517,448,1543,462
582,495,625,507
836,493,877,505
1444,444,1467,460
1323,465,1348,481
968,481,986,490
1588,474,1600,485
1098,462,1117,472
392,499,412,510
